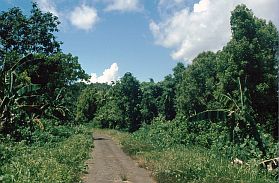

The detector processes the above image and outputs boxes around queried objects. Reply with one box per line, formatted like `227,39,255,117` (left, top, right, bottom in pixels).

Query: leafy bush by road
0,122,93,183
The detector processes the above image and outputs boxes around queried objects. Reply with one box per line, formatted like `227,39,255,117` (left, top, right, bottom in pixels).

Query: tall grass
133,147,275,183
0,122,93,183
99,124,277,183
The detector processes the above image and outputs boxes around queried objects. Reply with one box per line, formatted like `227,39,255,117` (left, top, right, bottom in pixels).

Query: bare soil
83,132,155,183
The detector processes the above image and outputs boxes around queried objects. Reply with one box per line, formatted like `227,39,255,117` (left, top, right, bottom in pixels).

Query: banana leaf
17,84,40,96
10,54,33,71
189,109,230,122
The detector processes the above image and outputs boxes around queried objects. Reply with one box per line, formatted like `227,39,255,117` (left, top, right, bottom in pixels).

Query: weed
0,123,93,183
120,172,128,181
99,128,277,183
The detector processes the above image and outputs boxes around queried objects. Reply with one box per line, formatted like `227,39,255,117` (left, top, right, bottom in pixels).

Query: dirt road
83,132,155,183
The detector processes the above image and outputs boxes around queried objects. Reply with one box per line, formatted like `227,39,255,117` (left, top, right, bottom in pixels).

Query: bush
118,128,277,183
76,87,98,122
29,119,77,145
0,122,93,183
124,116,227,151
141,147,276,183
125,116,188,150
92,100,122,129
116,116,278,183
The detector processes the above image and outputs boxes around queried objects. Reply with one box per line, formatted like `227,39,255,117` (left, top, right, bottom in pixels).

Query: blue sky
1,0,278,83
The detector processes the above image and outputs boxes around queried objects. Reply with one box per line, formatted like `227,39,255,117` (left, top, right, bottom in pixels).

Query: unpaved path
83,132,155,183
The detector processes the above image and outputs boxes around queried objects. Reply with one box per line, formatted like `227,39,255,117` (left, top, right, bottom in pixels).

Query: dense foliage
0,121,93,183
0,2,277,183
118,127,277,183
99,128,276,183
78,4,278,163
0,4,92,182
0,3,88,139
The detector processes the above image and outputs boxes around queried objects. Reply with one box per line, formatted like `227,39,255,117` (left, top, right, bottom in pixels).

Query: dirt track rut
83,132,155,183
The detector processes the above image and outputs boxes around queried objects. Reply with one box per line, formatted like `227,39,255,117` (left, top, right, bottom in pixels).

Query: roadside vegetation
0,3,92,183
0,121,93,183
97,126,277,183
79,4,278,183
121,120,277,183
0,2,278,183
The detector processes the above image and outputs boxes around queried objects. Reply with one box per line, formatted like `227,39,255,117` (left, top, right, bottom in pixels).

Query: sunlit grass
140,148,274,183
0,124,93,183
99,128,277,183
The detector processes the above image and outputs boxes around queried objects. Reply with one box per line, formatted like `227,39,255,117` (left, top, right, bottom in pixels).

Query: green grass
0,124,93,183
98,128,277,183
136,148,275,183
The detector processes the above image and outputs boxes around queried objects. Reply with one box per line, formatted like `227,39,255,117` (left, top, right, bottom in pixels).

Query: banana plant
43,87,71,121
189,78,265,155
0,54,43,133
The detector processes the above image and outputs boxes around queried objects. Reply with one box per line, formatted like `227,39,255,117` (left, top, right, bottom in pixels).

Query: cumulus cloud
193,0,210,13
104,0,141,12
70,5,99,31
89,63,119,84
35,0,59,17
150,0,279,63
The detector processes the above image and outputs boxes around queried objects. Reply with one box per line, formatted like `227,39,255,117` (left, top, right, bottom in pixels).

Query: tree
190,78,266,155
173,62,186,85
140,79,163,123
113,72,142,131
0,3,88,90
94,99,122,129
0,54,43,139
75,87,98,122
158,75,176,120
29,53,88,96
62,82,87,118
0,4,89,122
217,4,279,137
187,5,278,155
157,63,185,120
0,3,61,58
176,51,217,117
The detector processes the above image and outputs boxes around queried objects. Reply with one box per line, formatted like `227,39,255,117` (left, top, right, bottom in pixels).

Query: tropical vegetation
0,3,92,182
0,2,278,183
78,4,278,182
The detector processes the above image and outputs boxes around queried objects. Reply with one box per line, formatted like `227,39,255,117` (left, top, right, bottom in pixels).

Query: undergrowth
99,117,278,183
130,147,276,183
0,120,93,183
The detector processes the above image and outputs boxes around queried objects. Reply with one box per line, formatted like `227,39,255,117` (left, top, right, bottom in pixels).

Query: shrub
76,87,98,122
30,119,75,145
0,123,93,183
118,129,277,183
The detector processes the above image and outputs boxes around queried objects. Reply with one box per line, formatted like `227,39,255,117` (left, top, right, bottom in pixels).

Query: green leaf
10,54,33,71
189,109,230,122
17,84,40,96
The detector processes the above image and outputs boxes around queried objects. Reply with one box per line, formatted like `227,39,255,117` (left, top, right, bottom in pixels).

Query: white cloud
105,0,141,12
150,0,279,63
242,0,279,27
193,0,210,13
35,0,59,17
89,63,119,84
70,5,99,31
